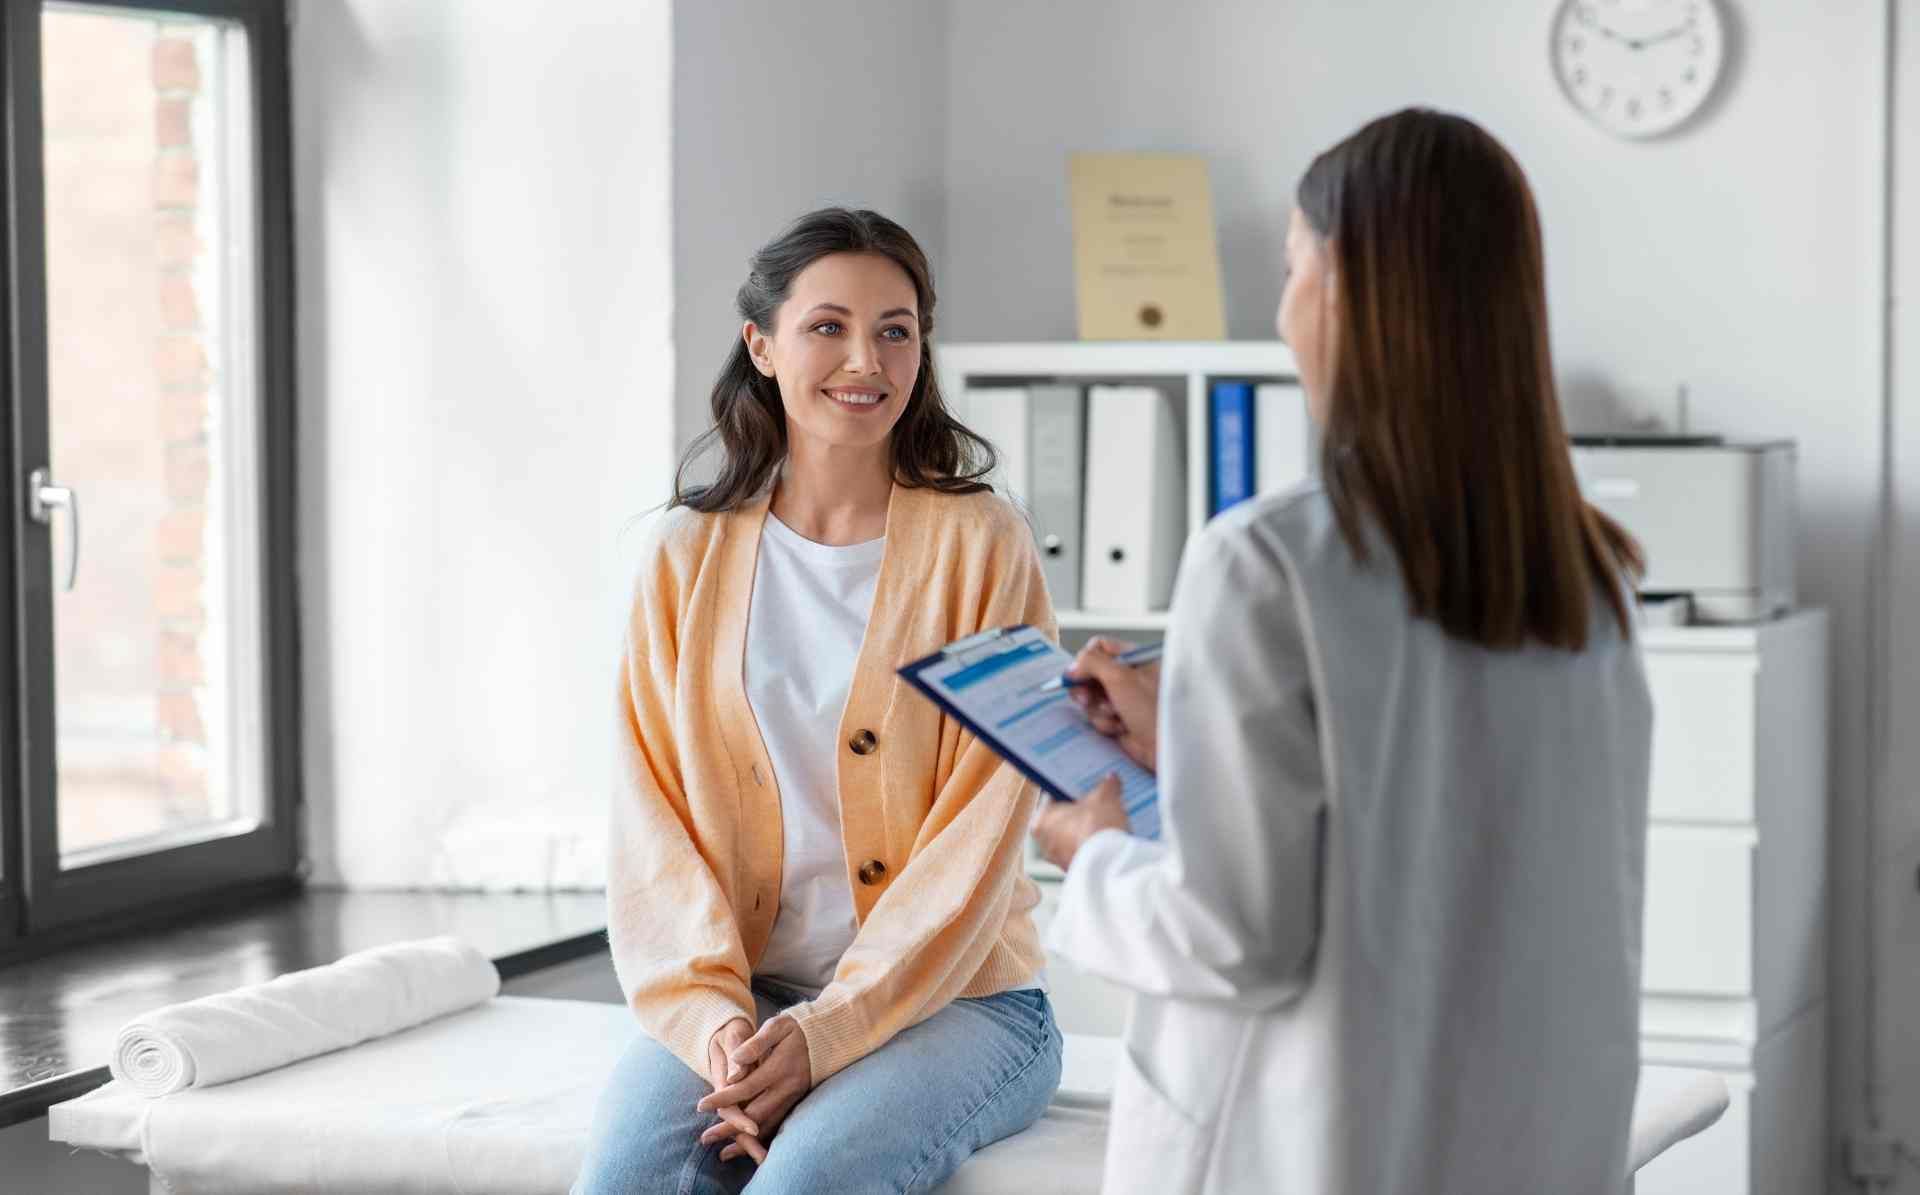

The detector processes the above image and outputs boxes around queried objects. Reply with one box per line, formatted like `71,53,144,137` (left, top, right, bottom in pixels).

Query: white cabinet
1642,826,1757,997
1642,650,1759,823
1634,610,1828,1195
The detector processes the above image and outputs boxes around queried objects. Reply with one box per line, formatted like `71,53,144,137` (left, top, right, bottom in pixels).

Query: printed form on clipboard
898,624,1161,839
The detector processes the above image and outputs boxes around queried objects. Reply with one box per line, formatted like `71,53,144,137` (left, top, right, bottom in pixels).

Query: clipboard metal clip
938,625,1022,668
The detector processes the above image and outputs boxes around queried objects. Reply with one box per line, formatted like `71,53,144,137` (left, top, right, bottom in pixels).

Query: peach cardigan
606,483,1054,1084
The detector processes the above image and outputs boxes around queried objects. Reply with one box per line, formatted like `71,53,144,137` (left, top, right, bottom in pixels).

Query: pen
1035,641,1165,693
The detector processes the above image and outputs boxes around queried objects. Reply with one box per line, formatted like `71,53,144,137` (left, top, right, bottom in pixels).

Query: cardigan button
857,859,888,886
848,729,878,756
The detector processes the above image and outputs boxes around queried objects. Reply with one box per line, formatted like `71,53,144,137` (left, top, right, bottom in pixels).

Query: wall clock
1551,0,1726,138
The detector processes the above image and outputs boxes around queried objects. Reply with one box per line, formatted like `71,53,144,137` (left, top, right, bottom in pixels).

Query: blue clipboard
898,625,1161,839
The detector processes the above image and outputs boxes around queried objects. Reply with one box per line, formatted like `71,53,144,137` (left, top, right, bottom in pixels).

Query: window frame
1,0,300,949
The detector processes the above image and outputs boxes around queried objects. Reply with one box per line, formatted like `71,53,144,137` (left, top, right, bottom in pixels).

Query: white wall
291,0,673,887
289,0,947,888
940,1,1894,1188
671,0,949,458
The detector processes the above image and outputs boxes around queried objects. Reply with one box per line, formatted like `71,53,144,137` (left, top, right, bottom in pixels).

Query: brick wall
152,29,212,826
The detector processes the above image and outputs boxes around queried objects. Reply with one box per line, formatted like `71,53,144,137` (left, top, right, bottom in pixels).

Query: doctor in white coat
1033,108,1655,1195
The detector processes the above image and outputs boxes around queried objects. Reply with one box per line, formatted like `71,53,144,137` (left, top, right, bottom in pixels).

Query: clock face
1551,0,1725,138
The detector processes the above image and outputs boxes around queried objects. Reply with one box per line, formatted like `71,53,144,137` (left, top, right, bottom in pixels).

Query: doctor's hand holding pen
1030,636,1162,871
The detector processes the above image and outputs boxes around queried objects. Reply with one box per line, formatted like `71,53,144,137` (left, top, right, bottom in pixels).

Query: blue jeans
571,980,1062,1195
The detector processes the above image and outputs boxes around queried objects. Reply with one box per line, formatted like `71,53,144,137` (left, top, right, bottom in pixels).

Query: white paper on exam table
899,625,1160,839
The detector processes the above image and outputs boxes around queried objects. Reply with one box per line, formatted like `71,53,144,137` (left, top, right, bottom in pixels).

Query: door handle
27,467,79,591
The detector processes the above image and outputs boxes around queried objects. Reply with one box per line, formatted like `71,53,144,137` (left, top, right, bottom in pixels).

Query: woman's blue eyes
810,321,911,342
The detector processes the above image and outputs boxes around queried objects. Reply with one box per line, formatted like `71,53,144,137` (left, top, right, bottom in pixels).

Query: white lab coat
1047,484,1652,1195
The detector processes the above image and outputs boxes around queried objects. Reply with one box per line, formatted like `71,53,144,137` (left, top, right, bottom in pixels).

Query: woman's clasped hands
696,1013,814,1163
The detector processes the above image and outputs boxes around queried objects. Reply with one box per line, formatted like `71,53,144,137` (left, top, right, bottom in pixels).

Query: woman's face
1277,208,1335,427
744,251,922,456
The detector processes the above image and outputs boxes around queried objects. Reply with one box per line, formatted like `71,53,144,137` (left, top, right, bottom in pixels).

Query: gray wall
1886,0,1920,1172
670,0,951,463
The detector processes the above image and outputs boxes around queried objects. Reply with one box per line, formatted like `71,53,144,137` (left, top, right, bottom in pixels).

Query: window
1,0,297,949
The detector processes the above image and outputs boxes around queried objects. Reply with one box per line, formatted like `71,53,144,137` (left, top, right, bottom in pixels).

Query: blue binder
1209,380,1257,516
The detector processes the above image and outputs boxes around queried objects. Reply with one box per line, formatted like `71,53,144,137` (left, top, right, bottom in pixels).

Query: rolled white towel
110,935,501,1098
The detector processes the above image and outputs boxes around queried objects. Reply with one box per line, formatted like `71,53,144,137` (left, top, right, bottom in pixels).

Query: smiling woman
575,208,1063,1193
672,207,996,513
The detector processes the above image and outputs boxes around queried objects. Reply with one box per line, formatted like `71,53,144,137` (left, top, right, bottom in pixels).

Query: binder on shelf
1209,380,1256,516
964,386,1030,501
965,384,1087,609
1256,382,1312,495
1081,384,1185,612
1027,384,1087,610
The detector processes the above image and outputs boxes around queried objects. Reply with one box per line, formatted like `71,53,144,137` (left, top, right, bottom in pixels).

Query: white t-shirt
744,513,885,995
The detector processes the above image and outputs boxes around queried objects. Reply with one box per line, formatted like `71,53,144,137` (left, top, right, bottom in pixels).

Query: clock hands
1634,23,1696,49
1584,17,1634,47
1583,13,1695,53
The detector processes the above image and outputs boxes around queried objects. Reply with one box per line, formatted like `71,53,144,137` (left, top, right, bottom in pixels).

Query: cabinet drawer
1643,651,1758,823
1642,827,1754,997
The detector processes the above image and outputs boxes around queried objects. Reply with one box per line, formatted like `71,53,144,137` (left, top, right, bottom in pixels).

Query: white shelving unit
935,340,1301,634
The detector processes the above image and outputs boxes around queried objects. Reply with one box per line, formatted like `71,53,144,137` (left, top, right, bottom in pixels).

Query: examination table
49,995,1728,1193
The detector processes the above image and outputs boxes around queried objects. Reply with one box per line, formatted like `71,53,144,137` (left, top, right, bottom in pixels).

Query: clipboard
898,624,1161,839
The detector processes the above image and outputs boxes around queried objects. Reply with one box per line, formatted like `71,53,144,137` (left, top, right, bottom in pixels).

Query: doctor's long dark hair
671,207,995,512
1297,108,1643,651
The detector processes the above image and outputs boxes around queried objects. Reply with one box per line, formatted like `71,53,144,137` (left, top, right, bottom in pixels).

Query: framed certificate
1069,152,1227,341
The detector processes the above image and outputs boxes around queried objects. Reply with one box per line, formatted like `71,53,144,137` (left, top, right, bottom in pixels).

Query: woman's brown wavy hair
672,207,994,512
1298,108,1643,650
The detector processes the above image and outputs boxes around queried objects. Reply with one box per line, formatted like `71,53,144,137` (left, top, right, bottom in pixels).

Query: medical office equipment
1571,438,1797,623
